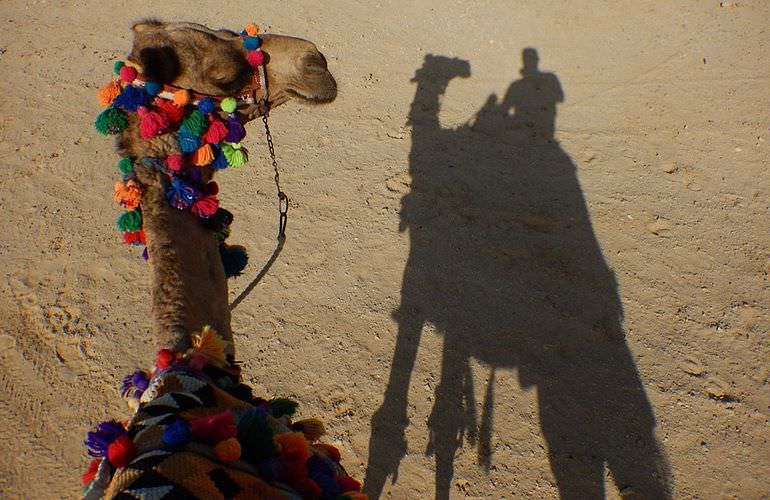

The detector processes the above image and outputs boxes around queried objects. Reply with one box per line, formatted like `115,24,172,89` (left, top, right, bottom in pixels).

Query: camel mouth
286,72,337,104
286,87,337,104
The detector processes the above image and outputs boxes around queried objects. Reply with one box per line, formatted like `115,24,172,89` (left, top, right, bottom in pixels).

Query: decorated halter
94,24,266,277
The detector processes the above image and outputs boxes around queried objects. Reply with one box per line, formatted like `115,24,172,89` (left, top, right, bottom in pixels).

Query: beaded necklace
95,24,265,277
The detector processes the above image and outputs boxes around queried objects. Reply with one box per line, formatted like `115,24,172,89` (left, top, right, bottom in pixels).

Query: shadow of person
365,50,671,499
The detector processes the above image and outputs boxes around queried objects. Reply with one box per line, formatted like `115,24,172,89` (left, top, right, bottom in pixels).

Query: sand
0,1,768,498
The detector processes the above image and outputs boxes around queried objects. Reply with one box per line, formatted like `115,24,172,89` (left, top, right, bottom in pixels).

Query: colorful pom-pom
192,194,219,219
190,325,228,367
270,398,299,418
120,370,150,399
156,349,178,370
307,455,340,497
210,145,228,170
113,61,125,74
197,97,216,115
337,475,363,493
237,409,276,462
220,244,249,278
173,89,190,106
315,443,341,463
85,420,126,458
296,478,322,499
95,107,128,135
189,411,238,445
191,144,215,166
214,437,242,462
113,179,142,209
122,230,145,246
203,181,219,196
119,65,138,83
247,50,265,67
202,118,229,144
244,23,259,36
144,81,161,96
292,418,325,442
117,157,134,177
178,127,200,153
98,80,122,108
166,177,198,209
81,458,101,485
117,209,142,232
243,37,262,51
113,85,150,112
154,98,185,124
138,106,170,139
225,116,246,143
220,97,237,114
222,142,248,167
162,419,192,449
165,154,184,172
274,432,311,483
181,109,208,136
107,435,137,468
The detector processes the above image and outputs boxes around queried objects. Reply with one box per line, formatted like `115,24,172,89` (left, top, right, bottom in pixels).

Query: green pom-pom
95,107,128,135
113,61,125,75
238,411,275,462
117,209,142,232
220,97,237,114
117,157,134,177
180,109,207,136
269,398,299,418
222,142,248,167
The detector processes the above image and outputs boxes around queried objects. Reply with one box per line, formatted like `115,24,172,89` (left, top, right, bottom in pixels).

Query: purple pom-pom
85,420,127,458
120,370,150,398
225,116,246,143
307,455,340,497
166,178,198,210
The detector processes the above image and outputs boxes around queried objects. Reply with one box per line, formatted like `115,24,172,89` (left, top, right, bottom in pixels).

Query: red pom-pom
297,478,322,499
187,351,208,371
156,349,177,369
337,475,362,493
202,118,229,144
189,411,237,444
120,65,138,83
155,98,186,124
275,432,310,483
81,458,101,485
166,154,185,172
247,50,264,67
106,435,137,468
314,443,341,463
203,181,219,196
138,107,170,139
122,230,146,246
191,194,219,218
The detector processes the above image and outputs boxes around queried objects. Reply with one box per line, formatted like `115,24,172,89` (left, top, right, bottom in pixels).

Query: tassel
95,107,128,135
116,209,142,232
106,435,137,468
219,244,248,277
189,411,237,444
191,325,229,367
166,178,198,209
202,118,229,144
98,80,122,107
292,418,325,441
120,370,150,399
274,432,311,483
154,98,185,124
270,398,299,418
210,144,229,170
178,127,200,153
197,97,216,115
180,109,207,136
191,144,215,166
173,90,190,106
162,419,192,449
165,154,185,172
84,420,126,458
191,194,219,218
225,115,246,143
222,142,248,167
238,409,276,462
112,85,150,112
137,106,170,139
122,230,145,246
81,458,101,485
214,437,242,462
117,157,134,178
113,180,142,209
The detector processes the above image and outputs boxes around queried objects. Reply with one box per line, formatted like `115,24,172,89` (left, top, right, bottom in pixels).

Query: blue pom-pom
144,81,161,96
113,85,150,112
197,97,216,115
307,455,341,497
243,37,262,50
178,126,200,153
210,144,228,170
162,419,191,449
166,177,198,210
220,244,248,278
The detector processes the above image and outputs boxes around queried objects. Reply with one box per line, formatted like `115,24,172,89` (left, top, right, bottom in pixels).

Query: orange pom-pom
106,435,137,468
98,80,122,107
191,325,229,366
191,144,215,166
173,90,190,106
114,179,142,209
214,437,242,462
244,23,259,36
274,432,311,483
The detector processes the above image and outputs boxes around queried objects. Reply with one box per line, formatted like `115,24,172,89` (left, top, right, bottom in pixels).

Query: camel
84,21,364,499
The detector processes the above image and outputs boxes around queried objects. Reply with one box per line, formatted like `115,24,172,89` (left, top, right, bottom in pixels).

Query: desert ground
0,1,768,498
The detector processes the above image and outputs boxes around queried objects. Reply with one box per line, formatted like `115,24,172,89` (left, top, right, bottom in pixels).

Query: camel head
128,20,337,121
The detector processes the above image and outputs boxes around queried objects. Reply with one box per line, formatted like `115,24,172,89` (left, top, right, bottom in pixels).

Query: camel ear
138,46,180,84
132,19,164,33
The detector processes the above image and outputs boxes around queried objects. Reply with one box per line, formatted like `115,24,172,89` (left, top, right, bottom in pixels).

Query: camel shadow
365,50,671,499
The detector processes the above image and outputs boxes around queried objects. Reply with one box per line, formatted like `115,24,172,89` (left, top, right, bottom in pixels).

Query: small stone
705,377,734,400
681,355,705,376
646,219,672,236
660,161,678,173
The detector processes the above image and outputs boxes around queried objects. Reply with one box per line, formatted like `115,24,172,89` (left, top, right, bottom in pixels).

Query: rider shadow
365,50,671,499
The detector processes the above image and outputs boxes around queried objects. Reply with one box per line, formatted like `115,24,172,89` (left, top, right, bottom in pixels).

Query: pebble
646,219,672,236
680,354,705,376
660,161,678,173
